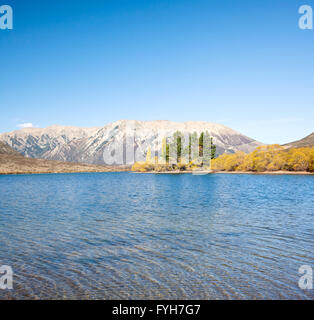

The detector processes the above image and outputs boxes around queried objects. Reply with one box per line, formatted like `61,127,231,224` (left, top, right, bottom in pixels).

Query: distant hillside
0,141,129,174
283,133,314,148
0,141,22,156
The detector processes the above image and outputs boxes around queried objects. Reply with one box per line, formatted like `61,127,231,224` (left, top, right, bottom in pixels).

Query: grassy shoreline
213,170,314,175
0,170,130,176
2,169,313,176
0,154,130,175
133,170,314,175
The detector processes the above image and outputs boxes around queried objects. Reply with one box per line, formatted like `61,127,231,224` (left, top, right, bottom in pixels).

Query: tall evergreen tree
211,138,216,159
199,132,204,157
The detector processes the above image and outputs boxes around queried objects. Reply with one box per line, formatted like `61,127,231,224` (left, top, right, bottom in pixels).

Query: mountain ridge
283,132,314,148
0,120,263,165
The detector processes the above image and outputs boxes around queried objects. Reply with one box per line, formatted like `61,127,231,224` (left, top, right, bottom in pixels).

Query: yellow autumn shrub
212,145,314,172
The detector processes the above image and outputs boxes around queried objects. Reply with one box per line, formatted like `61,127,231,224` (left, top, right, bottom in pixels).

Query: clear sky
1,0,313,144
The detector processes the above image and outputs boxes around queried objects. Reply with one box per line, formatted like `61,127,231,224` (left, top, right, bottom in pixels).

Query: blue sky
1,0,313,144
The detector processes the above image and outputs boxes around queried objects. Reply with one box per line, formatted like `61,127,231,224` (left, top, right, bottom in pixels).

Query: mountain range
0,141,129,175
283,132,314,149
0,120,263,165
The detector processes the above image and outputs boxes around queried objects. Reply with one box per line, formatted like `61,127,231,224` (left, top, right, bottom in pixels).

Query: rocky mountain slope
0,141,22,156
0,141,129,174
0,120,263,165
283,132,314,148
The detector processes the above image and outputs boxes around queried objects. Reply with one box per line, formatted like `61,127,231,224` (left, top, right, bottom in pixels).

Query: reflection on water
0,172,313,299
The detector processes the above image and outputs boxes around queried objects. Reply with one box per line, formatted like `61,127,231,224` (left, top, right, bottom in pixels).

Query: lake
0,172,313,299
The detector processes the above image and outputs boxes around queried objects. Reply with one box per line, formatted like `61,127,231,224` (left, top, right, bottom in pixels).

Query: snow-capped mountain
0,120,263,164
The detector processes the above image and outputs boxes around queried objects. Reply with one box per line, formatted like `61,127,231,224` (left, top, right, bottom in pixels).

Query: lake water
0,172,313,299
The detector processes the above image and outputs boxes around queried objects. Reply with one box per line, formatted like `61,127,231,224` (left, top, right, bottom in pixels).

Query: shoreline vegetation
132,130,216,173
134,171,314,175
212,171,313,175
132,145,314,174
211,145,314,173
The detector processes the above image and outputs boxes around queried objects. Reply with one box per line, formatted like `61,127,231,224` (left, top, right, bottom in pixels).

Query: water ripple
0,173,313,299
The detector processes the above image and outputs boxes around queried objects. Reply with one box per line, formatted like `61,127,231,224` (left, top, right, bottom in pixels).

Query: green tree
190,132,199,163
166,144,170,164
211,138,216,159
188,134,192,163
170,131,183,164
202,131,212,166
199,132,204,157
161,138,167,163
173,131,182,163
